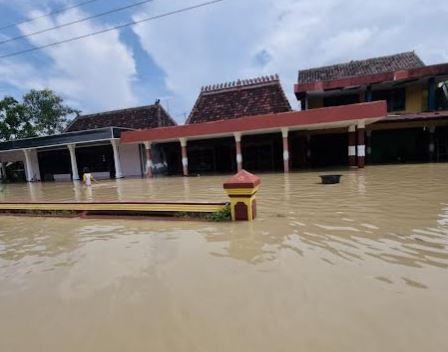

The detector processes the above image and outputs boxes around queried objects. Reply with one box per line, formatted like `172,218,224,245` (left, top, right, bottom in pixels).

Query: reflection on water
0,164,448,351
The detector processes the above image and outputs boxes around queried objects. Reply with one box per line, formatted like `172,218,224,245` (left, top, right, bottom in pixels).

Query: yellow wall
405,84,424,113
308,96,323,109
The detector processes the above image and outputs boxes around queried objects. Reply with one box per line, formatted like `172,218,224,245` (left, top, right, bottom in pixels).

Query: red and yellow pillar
223,170,260,221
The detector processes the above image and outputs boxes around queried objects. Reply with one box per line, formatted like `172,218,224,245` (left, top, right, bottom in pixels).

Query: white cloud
0,60,46,90
1,0,448,121
0,6,138,114
132,0,448,117
132,0,276,117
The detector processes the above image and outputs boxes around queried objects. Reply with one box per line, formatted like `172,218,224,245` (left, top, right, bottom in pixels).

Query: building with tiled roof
1,52,447,184
186,75,291,124
66,102,176,132
294,51,448,113
293,51,448,167
298,51,425,84
0,102,177,182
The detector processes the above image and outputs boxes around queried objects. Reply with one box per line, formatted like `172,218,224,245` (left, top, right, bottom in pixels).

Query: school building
0,52,447,182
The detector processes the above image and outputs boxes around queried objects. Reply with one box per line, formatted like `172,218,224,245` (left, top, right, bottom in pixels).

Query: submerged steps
0,201,228,220
0,169,262,221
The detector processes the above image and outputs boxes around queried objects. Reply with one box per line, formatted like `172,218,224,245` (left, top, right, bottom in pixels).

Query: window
436,81,448,111
371,88,406,112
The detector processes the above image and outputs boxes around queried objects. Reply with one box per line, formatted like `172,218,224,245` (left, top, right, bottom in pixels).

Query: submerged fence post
223,170,261,221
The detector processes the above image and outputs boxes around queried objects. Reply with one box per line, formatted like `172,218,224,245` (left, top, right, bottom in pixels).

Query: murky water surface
0,164,448,351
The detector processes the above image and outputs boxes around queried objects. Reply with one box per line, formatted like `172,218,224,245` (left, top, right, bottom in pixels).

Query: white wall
0,149,41,181
0,143,142,182
118,143,143,177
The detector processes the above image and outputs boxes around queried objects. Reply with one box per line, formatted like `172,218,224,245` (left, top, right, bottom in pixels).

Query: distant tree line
0,89,80,141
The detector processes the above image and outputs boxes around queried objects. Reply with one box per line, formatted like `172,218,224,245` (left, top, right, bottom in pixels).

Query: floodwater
0,164,448,352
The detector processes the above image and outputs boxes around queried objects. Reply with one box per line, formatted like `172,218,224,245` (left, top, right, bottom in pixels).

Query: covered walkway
0,127,139,182
121,101,387,176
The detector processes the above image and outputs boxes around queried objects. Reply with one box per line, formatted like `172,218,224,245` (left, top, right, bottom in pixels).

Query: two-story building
1,51,446,183
295,52,448,166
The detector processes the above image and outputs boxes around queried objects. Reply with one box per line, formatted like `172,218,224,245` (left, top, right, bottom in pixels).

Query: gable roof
186,75,292,124
298,52,425,84
66,103,177,132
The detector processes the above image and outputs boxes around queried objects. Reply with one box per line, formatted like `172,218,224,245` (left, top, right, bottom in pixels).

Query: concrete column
23,149,34,182
144,141,153,177
67,144,80,180
428,126,436,162
357,121,366,168
306,134,311,166
366,130,372,163
111,139,123,178
428,77,436,112
179,138,188,176
281,128,290,173
348,125,357,167
234,132,243,172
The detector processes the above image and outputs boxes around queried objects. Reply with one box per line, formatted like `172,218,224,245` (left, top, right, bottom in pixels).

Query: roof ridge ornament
201,74,281,93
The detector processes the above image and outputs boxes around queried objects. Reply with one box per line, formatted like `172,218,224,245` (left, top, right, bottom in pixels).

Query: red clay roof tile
298,52,425,84
186,75,291,124
66,104,176,132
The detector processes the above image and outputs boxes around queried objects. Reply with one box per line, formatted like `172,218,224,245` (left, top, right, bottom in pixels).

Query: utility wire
0,0,225,60
0,0,102,32
0,0,155,46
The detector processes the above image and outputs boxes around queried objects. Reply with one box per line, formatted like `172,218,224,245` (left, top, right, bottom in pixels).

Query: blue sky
0,0,447,124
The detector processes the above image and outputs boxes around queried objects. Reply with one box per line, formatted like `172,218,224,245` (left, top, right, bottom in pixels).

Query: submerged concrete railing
0,170,261,221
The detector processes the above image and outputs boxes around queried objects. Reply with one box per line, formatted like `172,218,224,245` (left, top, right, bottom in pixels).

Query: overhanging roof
295,62,448,98
0,127,131,152
381,110,448,122
121,101,387,144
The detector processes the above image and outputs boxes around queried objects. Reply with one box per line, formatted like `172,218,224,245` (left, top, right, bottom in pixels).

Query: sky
0,0,447,124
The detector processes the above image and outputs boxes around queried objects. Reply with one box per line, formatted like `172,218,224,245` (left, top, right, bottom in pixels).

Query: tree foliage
0,89,80,141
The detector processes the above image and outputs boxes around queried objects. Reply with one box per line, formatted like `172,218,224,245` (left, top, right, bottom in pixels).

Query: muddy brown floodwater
0,164,448,351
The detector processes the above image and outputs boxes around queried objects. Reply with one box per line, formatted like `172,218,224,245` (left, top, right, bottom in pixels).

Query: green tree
22,89,80,136
0,97,32,141
0,89,80,141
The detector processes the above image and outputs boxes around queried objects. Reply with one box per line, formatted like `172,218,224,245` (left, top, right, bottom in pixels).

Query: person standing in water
82,167,96,186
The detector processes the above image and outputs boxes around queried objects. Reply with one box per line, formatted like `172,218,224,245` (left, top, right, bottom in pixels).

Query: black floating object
320,175,342,184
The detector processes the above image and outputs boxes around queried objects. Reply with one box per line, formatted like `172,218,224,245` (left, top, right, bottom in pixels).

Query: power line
0,0,155,46
0,0,102,32
0,0,226,60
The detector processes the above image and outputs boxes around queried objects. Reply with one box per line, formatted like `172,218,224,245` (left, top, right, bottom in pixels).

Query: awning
0,127,131,152
121,101,387,144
